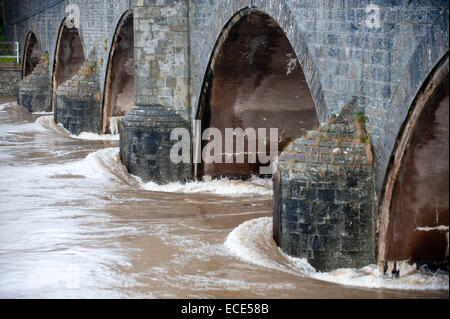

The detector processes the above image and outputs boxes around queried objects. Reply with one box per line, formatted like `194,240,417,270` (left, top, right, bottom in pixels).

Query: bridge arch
51,18,86,112
373,25,450,193
195,8,320,179
22,31,42,78
102,10,134,134
378,53,449,270
193,2,328,124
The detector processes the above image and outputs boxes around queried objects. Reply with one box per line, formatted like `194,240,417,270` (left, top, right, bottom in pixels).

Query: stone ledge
0,63,21,71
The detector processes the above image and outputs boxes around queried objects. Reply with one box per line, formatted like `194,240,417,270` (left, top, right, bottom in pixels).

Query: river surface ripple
0,101,448,299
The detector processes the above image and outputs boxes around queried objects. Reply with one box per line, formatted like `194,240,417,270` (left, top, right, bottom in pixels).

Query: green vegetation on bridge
0,0,16,63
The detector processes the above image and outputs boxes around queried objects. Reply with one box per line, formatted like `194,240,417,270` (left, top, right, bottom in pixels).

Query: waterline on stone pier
140,176,273,197
35,115,119,141
225,218,449,291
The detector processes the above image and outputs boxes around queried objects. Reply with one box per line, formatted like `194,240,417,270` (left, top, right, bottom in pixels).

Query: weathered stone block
120,105,192,184
55,61,102,135
0,64,21,98
274,105,376,272
18,56,52,113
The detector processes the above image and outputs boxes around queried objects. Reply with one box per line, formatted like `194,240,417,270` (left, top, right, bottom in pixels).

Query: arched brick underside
22,32,42,78
192,1,327,126
374,26,449,193
378,54,449,271
195,9,320,179
52,20,86,113
99,2,134,98
4,0,133,106
102,10,134,134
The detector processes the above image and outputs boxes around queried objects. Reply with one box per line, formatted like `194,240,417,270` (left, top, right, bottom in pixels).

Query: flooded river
0,99,448,299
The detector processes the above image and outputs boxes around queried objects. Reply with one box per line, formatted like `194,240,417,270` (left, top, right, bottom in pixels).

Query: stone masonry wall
18,56,52,112
4,1,449,191
134,0,190,119
120,105,192,184
4,0,132,99
0,64,21,97
124,0,192,184
55,59,102,135
189,0,449,193
275,105,376,271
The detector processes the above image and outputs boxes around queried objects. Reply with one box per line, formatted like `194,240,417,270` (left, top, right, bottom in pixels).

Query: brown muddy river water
0,99,448,299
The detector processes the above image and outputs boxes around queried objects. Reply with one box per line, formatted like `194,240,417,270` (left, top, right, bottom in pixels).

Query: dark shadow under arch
22,31,42,78
102,10,134,134
52,19,86,113
195,9,320,179
378,53,449,268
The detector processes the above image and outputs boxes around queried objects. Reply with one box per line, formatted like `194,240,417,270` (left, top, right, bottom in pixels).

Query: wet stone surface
55,61,102,135
275,105,376,272
120,105,192,184
18,56,52,113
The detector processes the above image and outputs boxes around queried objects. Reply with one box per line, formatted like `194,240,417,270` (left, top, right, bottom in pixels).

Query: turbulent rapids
0,102,448,298
225,218,449,291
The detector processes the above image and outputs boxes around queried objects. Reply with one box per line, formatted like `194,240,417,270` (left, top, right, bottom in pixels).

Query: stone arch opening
195,9,319,179
102,11,134,134
52,20,85,112
22,32,42,78
378,54,449,271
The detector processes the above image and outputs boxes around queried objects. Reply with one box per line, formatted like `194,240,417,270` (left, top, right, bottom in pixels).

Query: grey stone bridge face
3,0,449,272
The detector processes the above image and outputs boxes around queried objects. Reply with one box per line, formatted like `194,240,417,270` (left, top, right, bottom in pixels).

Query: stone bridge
3,0,449,273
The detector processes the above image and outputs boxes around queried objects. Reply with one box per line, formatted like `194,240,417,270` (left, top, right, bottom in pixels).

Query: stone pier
274,105,376,271
18,56,52,113
123,0,191,184
0,63,20,98
55,60,102,135
119,105,192,184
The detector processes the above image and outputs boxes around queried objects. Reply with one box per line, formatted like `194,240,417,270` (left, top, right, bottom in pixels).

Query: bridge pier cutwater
274,104,376,271
2,0,449,273
18,55,52,113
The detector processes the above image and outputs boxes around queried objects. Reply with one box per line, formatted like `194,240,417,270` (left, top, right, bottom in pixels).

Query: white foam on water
109,116,122,135
225,217,315,275
225,217,449,291
70,148,120,179
58,147,138,186
35,116,69,135
311,264,449,291
34,114,270,196
70,148,273,194
33,111,54,115
34,115,119,141
1,102,52,117
71,132,120,141
141,176,273,197
33,142,271,197
0,102,24,112
0,102,14,109
5,147,135,189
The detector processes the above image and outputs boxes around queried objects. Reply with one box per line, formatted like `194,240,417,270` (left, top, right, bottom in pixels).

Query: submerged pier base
119,105,192,184
274,105,376,272
55,61,102,135
18,56,52,113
